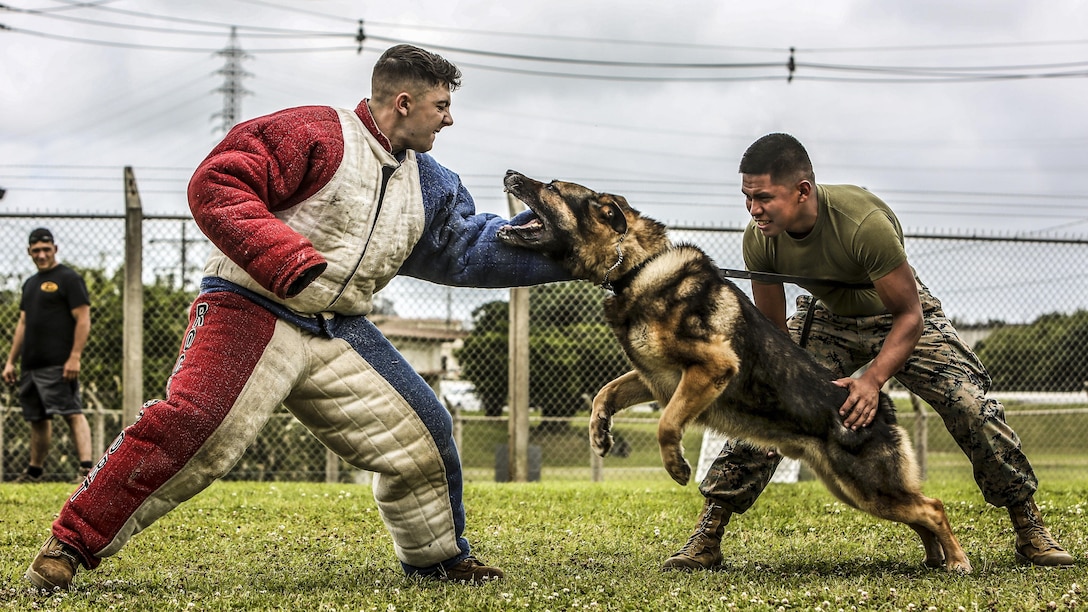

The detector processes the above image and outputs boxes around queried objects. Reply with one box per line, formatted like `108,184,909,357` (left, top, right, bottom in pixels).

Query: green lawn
1,474,1084,611
456,403,1088,486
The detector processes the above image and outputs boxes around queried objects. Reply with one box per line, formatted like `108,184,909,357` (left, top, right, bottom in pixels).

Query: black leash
718,268,874,290
719,268,873,349
797,300,818,349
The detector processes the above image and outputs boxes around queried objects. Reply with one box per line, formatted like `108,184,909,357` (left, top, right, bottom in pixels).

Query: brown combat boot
661,498,731,571
435,555,504,584
1008,498,1074,567
25,535,82,591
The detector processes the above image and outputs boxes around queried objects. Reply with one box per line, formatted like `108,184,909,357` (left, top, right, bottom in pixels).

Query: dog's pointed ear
596,195,629,235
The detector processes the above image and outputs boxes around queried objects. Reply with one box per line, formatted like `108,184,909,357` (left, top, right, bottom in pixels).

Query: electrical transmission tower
212,26,252,135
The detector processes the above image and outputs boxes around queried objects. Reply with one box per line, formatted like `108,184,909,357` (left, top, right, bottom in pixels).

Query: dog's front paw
662,446,691,486
589,414,614,457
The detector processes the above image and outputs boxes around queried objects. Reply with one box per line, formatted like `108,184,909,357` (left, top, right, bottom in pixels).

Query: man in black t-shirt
3,228,93,484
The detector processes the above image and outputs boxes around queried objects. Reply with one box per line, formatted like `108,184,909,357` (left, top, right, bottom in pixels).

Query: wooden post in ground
584,395,604,482
507,193,531,482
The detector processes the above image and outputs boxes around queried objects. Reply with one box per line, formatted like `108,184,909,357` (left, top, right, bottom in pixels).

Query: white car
441,380,482,412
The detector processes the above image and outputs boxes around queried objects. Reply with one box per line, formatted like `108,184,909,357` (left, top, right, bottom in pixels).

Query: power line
0,22,363,52
42,0,1088,57
7,22,1086,83
5,5,1088,82
800,39,1088,54
8,0,337,34
0,164,194,171
4,4,301,37
6,167,1087,207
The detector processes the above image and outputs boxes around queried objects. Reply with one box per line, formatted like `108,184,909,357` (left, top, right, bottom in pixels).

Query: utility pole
213,26,252,135
150,223,209,291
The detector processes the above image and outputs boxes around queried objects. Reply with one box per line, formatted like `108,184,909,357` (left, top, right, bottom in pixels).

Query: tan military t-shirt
742,184,907,317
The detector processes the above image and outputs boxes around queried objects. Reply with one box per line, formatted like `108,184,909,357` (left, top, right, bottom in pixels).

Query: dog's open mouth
498,211,549,247
499,170,561,251
502,214,543,238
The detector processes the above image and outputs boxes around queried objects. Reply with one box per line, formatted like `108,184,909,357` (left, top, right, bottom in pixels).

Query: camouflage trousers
700,280,1038,511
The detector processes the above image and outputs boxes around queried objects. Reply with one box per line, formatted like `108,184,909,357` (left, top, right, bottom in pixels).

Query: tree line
456,282,1088,416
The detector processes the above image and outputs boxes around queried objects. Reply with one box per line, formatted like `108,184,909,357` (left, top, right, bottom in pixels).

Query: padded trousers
53,286,470,574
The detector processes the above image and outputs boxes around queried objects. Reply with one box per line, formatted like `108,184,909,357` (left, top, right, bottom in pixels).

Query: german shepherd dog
498,170,971,573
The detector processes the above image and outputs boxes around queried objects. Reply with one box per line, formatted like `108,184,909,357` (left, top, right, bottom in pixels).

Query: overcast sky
2,0,1087,237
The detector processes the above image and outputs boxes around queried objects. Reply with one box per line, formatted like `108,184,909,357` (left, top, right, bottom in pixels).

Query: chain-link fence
1,213,1085,486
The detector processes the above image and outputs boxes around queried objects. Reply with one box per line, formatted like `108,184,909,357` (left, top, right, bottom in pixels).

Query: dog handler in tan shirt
663,132,1073,571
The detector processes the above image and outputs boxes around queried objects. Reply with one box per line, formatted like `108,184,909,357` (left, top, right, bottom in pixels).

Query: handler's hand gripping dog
499,170,972,573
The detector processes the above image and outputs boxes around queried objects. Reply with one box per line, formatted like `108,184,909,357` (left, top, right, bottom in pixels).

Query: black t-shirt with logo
19,264,91,370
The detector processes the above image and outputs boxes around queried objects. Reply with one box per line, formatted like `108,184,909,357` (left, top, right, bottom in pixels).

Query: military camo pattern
700,278,1038,511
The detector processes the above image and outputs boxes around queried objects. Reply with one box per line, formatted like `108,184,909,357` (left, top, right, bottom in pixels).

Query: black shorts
19,365,83,422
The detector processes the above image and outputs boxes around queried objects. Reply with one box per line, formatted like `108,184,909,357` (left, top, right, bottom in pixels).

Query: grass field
1,474,1084,611
454,401,1088,486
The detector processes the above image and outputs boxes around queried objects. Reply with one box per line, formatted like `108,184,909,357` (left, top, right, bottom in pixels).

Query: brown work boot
661,498,731,571
25,535,83,591
1008,498,1074,567
436,555,504,584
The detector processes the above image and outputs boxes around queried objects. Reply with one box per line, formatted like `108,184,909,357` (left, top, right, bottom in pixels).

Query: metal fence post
123,167,144,427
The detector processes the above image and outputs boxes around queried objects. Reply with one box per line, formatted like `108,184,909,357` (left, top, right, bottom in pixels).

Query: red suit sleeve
187,106,344,298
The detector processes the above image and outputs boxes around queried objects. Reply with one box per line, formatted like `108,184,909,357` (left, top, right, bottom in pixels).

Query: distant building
370,315,468,388
956,325,996,349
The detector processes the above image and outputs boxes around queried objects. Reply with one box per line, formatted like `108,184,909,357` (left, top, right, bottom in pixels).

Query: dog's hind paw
667,463,691,486
589,419,614,457
591,434,613,457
